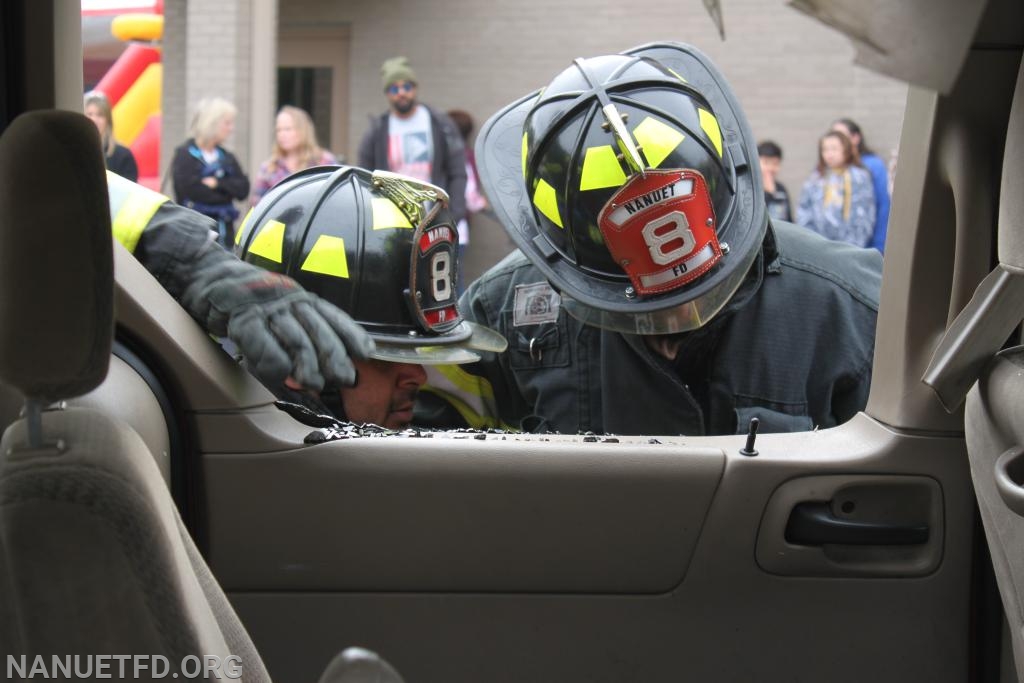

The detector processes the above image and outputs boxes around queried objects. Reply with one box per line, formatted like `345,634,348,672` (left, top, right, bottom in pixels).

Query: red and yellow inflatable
90,8,163,190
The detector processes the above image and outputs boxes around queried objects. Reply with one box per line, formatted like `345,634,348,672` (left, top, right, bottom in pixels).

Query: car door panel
211,414,974,683
111,256,976,680
203,437,726,593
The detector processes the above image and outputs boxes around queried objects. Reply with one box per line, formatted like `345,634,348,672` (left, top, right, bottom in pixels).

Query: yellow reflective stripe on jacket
107,171,169,253
422,365,514,431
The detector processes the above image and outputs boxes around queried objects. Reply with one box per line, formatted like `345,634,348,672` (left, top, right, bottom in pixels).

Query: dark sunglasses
387,82,415,95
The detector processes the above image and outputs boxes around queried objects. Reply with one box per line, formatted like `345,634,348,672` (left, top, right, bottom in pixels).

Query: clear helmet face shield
475,42,768,334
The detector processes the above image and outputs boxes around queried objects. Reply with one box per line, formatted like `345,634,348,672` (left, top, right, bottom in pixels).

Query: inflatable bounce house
83,0,163,191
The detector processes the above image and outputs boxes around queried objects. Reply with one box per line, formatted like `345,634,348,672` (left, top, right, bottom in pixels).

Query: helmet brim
475,42,768,333
369,320,508,365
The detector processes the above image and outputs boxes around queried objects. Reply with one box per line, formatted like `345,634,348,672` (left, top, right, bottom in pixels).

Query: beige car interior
0,110,271,681
0,0,1022,682
961,55,1024,681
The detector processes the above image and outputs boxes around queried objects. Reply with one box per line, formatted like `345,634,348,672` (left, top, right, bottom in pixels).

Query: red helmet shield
409,219,460,332
597,169,722,296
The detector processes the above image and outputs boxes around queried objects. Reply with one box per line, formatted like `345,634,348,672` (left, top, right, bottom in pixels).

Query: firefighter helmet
237,165,506,363
476,42,768,334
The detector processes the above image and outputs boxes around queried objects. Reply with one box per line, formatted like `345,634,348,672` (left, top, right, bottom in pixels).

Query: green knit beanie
381,56,417,89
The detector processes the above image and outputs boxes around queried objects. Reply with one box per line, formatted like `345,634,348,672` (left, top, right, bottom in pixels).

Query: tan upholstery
0,111,112,403
922,57,1024,411
71,355,174,485
1000,54,1024,270
965,348,1024,679
0,111,270,680
0,410,262,671
962,49,1024,683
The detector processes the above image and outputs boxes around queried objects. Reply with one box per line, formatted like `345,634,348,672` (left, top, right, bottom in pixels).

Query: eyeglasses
387,82,415,95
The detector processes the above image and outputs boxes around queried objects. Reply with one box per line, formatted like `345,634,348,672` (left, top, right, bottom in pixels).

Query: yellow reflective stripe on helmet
579,145,627,191
666,67,687,83
521,131,529,178
247,219,286,263
371,196,413,230
300,234,349,278
107,171,168,253
235,207,254,246
423,365,514,431
698,108,723,157
633,117,685,169
532,178,563,228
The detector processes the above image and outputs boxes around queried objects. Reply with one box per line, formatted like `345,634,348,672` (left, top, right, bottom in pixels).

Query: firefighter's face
338,359,428,429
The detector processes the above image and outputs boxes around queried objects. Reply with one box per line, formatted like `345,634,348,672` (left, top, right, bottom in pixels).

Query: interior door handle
784,502,930,546
994,447,1024,517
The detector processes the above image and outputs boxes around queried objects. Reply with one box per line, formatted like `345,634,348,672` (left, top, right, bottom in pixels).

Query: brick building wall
161,0,257,193
279,0,905,195
159,0,185,190
164,0,907,278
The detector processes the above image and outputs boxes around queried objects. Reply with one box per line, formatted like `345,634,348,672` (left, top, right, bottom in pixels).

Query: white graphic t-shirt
388,106,433,183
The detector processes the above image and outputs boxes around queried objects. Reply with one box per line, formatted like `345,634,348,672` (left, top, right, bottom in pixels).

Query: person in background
446,109,488,294
797,130,875,247
83,90,138,182
171,97,250,248
357,56,467,231
832,118,890,253
250,105,339,205
757,140,792,222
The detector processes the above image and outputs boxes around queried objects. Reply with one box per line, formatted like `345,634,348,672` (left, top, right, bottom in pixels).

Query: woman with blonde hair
171,97,250,248
83,90,138,181
796,130,875,247
251,105,338,203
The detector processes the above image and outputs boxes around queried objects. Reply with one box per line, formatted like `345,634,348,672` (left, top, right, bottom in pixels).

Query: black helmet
237,165,506,363
476,42,767,334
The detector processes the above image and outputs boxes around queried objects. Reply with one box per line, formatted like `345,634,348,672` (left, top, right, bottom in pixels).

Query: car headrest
1000,56,1024,270
0,111,113,403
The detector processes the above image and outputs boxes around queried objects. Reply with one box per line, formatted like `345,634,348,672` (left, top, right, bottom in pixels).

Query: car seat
0,111,403,683
925,56,1024,680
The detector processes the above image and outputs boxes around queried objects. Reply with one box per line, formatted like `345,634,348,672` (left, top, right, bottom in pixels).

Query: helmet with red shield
475,42,768,334
236,165,506,364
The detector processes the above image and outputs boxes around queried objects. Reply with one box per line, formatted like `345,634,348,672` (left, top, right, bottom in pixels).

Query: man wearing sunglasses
358,56,468,230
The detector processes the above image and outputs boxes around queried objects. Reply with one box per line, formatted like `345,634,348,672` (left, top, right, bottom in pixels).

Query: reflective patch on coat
513,282,561,326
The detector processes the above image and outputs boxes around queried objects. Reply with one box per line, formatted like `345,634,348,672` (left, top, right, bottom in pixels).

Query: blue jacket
861,153,891,253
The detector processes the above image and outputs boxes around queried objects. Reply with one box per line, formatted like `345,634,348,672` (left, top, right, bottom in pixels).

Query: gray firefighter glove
179,245,374,390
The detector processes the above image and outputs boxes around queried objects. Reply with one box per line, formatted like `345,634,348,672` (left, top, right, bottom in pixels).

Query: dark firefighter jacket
417,221,882,436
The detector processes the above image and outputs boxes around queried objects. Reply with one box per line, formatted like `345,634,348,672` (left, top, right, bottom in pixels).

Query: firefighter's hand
180,246,374,390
